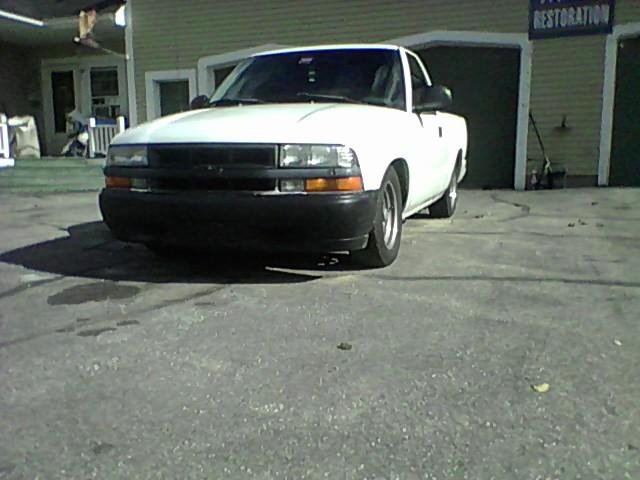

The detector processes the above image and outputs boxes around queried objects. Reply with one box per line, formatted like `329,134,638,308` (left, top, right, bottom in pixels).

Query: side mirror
189,95,210,110
413,85,453,113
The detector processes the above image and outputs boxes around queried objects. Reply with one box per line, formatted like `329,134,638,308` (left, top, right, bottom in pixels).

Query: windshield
210,49,406,110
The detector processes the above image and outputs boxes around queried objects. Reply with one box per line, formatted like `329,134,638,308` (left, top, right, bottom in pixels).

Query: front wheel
352,168,403,268
429,167,459,219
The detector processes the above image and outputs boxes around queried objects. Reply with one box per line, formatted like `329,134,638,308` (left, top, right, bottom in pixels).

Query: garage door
416,46,520,189
610,36,640,187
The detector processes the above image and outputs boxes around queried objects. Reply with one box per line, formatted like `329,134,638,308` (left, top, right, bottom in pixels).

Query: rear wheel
352,168,403,268
429,167,459,219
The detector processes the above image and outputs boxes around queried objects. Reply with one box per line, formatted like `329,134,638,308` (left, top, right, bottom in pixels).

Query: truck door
404,52,448,210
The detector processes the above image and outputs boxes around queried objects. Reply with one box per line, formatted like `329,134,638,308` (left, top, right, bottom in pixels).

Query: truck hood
113,103,408,145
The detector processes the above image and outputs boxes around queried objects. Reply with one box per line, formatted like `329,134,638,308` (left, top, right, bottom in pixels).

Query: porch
0,0,128,158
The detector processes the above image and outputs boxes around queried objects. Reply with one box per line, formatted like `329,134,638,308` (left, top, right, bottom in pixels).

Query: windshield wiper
295,92,367,105
209,97,265,106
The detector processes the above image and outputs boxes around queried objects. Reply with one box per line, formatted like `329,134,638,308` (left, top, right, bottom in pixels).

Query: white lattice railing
88,116,126,158
0,113,14,167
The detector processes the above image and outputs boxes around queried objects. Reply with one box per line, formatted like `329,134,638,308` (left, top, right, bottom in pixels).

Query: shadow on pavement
0,221,360,284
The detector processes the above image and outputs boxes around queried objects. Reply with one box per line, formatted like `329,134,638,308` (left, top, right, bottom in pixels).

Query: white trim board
124,0,137,126
387,31,532,191
41,55,123,67
598,22,640,186
0,114,14,167
145,69,197,120
197,43,286,95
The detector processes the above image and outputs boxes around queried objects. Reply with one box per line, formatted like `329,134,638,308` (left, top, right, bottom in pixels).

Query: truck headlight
106,145,148,167
279,144,358,168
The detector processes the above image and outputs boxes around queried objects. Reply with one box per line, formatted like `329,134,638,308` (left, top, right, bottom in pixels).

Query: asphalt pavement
0,188,638,479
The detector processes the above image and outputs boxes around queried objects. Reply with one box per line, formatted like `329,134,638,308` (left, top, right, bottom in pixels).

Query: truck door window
408,55,430,107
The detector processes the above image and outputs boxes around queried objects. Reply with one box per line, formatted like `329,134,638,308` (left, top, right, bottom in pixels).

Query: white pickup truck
100,44,468,267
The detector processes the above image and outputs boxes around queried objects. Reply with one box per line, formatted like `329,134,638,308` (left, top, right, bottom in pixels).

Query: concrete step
0,156,105,193
0,184,103,194
0,175,103,187
0,166,104,178
7,157,104,168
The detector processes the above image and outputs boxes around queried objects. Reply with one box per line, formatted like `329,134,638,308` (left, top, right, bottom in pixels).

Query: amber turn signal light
305,176,363,192
105,176,132,188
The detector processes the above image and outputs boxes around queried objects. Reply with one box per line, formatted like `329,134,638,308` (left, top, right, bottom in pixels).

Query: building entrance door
610,36,640,186
42,66,80,155
418,46,520,189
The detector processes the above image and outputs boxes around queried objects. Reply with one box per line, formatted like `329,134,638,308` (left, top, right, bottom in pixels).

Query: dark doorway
417,46,521,189
51,71,75,133
610,36,640,187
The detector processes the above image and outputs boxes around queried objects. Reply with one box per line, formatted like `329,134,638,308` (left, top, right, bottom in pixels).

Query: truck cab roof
254,44,403,57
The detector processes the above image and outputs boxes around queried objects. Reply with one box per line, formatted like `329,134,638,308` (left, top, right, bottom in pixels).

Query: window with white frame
145,69,197,120
90,67,121,119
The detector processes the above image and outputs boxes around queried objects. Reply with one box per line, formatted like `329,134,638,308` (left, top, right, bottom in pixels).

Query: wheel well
390,159,409,207
455,150,463,179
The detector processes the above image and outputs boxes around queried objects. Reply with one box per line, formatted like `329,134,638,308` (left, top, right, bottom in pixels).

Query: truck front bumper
99,189,378,252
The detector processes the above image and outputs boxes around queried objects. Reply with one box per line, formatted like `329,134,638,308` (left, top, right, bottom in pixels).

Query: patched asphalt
0,188,638,479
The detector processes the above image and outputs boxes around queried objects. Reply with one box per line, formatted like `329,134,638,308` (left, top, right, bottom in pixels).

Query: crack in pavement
530,214,640,222
370,274,640,289
490,194,532,221
403,230,640,242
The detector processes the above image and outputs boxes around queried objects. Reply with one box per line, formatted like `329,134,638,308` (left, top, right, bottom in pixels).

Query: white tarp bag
7,115,41,158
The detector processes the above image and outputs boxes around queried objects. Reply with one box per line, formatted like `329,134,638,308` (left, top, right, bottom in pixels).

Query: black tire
429,167,459,219
352,168,403,268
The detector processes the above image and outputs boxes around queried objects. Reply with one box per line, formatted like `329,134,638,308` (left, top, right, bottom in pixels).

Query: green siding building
125,0,640,189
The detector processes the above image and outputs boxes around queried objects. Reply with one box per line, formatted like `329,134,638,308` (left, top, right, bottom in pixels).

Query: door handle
438,126,443,138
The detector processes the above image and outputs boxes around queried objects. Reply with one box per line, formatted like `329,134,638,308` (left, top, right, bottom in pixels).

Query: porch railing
88,116,126,158
0,114,15,167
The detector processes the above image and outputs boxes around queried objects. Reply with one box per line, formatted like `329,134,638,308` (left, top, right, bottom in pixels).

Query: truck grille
146,178,276,192
147,144,277,192
149,144,277,169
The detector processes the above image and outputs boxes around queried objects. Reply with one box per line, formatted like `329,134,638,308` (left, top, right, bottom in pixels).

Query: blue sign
530,0,616,39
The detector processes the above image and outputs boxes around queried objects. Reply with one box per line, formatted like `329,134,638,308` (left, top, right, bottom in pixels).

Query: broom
529,111,553,189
